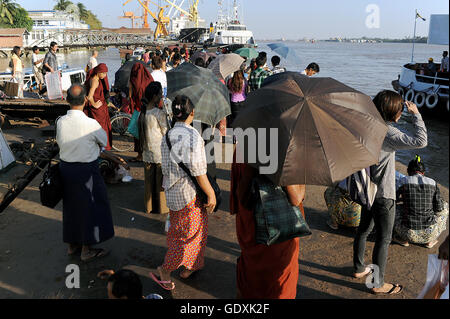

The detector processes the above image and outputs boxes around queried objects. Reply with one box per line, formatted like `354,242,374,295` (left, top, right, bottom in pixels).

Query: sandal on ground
150,272,175,291
371,283,403,295
392,237,410,247
352,266,372,279
326,219,339,230
425,240,439,249
81,248,109,262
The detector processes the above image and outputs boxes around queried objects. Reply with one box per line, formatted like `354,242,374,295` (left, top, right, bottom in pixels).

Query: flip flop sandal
352,267,373,279
150,272,175,291
372,284,403,295
81,248,109,263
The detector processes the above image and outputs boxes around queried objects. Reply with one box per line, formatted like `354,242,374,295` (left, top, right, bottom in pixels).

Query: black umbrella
113,60,152,94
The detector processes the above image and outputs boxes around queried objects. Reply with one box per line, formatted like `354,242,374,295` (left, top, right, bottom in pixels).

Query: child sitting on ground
393,156,448,248
98,269,163,299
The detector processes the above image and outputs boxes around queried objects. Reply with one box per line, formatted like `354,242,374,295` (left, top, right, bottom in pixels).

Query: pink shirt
229,80,248,103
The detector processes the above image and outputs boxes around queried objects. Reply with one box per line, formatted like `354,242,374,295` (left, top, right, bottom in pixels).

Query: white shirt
32,53,42,72
88,57,98,70
151,69,167,91
57,110,107,163
161,122,207,211
143,107,168,164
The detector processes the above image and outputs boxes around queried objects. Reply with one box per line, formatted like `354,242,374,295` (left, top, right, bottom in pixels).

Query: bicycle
108,104,134,153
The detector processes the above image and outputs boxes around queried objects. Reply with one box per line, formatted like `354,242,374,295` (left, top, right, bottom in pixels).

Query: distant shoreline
257,37,429,44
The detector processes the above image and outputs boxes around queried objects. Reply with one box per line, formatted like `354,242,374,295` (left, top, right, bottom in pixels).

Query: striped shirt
397,173,445,230
161,122,207,211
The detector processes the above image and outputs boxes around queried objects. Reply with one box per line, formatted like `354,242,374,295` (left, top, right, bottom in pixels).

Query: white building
26,10,90,47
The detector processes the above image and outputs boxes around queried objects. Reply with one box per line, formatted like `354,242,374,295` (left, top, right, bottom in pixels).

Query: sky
15,0,449,40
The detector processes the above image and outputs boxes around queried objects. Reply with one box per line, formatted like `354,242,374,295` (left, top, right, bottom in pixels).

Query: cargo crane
164,0,200,27
119,11,143,28
122,0,170,39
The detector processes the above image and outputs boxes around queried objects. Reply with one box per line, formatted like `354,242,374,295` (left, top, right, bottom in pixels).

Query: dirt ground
0,120,448,300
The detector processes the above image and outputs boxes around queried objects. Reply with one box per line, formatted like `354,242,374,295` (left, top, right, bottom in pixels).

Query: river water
2,41,449,186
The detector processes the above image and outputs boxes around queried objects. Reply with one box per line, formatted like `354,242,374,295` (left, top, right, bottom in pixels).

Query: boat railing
415,72,449,86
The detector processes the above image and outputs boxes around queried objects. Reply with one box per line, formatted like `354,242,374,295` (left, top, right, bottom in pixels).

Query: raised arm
385,103,427,151
87,78,103,109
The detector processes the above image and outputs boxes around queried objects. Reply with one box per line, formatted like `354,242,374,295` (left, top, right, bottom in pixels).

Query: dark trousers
229,101,245,126
353,197,396,287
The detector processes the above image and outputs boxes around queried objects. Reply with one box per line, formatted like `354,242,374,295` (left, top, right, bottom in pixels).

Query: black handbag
251,175,311,245
39,118,63,209
165,131,222,212
39,161,63,208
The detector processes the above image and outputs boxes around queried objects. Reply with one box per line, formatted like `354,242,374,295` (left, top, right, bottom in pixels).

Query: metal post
411,9,417,63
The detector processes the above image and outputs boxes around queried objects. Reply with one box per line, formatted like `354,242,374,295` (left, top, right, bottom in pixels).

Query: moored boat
392,13,449,114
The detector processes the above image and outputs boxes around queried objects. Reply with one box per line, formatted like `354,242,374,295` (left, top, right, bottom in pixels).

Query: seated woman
324,180,361,230
393,156,448,248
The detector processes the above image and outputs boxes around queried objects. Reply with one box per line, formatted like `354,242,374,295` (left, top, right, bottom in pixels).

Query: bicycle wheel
110,113,134,152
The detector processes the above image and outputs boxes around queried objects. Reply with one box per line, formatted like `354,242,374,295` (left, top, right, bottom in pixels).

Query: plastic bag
126,110,140,139
417,254,449,299
117,165,132,183
45,72,63,100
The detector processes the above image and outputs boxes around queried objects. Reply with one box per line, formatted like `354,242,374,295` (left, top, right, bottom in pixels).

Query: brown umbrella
207,53,245,80
232,72,388,186
191,51,217,63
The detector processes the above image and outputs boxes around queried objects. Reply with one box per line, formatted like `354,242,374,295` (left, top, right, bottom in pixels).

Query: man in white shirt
301,62,320,77
87,50,99,72
441,51,449,72
151,56,168,97
271,55,286,74
56,84,113,262
57,84,107,163
31,46,44,93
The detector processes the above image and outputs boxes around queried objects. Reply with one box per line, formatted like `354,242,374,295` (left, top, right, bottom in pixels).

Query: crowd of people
48,42,449,299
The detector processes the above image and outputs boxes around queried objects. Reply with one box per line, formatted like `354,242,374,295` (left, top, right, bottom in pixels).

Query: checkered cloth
161,122,207,212
397,173,445,230
249,67,271,91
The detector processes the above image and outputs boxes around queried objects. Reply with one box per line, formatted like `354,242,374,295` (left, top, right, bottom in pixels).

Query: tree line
0,0,102,31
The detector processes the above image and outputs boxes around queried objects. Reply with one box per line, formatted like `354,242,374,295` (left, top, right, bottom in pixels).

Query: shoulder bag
39,119,63,208
251,175,311,246
165,129,222,212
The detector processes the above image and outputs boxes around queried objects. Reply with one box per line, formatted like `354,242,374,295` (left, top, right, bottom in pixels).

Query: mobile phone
403,102,408,112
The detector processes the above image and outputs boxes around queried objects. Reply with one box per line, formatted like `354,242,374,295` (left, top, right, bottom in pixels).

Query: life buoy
398,87,405,98
404,89,415,102
414,92,426,108
425,93,439,109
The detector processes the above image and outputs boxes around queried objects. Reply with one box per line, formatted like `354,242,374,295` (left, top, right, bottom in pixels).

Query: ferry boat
210,0,256,46
392,14,449,113
1,65,85,96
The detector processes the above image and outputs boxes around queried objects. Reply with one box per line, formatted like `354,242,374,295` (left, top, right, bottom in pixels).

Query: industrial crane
119,11,142,28
122,0,171,39
164,0,200,27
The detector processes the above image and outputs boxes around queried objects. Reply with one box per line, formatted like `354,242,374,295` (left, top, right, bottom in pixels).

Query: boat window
70,73,84,85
